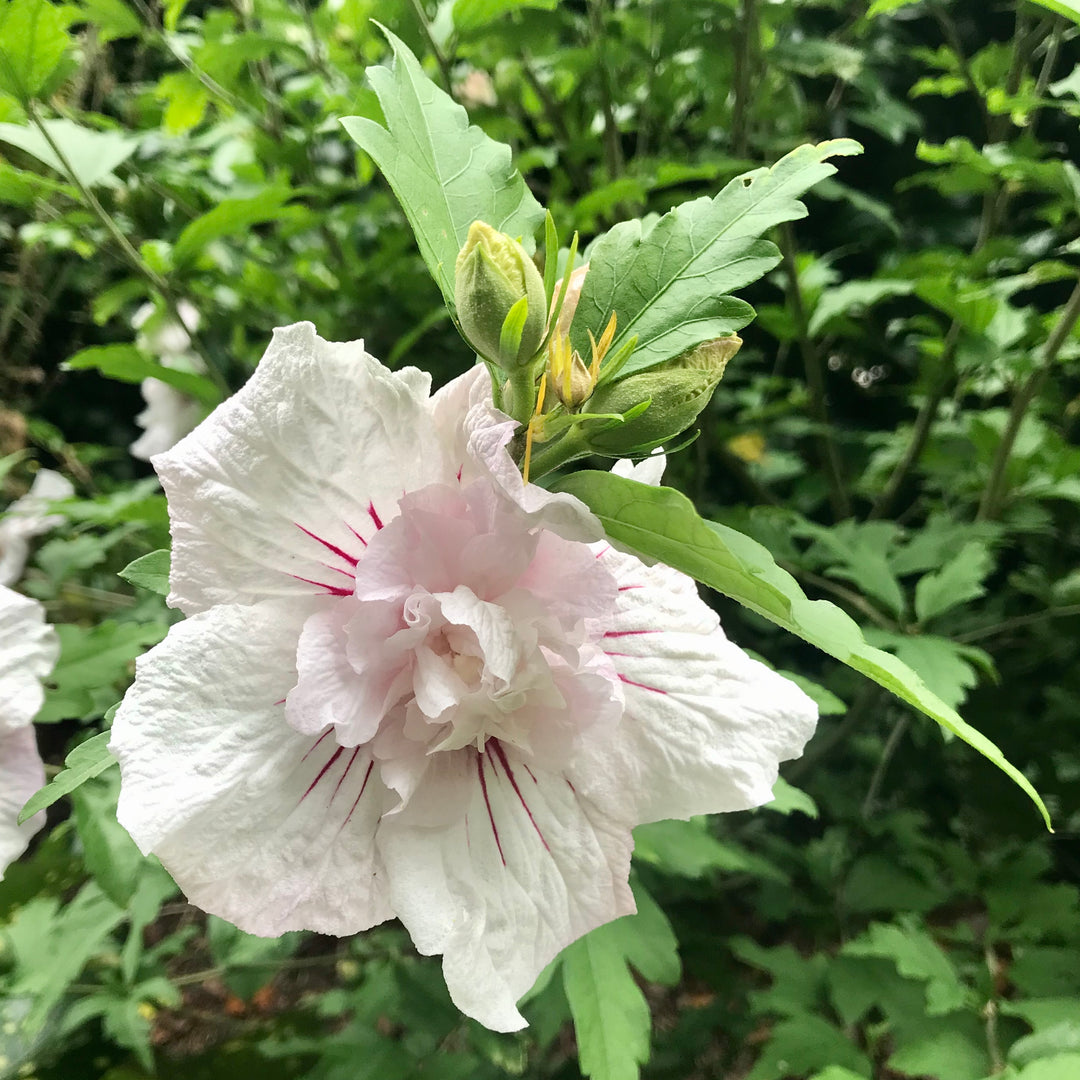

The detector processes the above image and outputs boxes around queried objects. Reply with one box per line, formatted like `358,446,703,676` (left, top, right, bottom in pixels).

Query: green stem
408,0,455,94
587,0,624,181
527,426,591,480
977,277,1080,521
731,0,758,157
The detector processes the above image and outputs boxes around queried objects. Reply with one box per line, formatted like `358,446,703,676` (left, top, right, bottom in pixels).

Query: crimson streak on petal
492,742,549,852
295,523,360,567
477,751,506,866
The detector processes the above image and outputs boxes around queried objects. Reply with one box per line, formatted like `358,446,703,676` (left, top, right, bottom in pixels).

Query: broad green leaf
562,882,679,1080
746,1016,871,1080
18,730,117,824
64,344,221,407
843,919,969,1016
767,776,819,818
118,548,170,595
866,0,923,15
4,882,125,1031
71,771,145,906
0,0,67,98
555,470,1051,828
0,118,137,187
633,818,786,882
914,541,993,624
80,0,142,41
173,184,294,266
570,140,862,378
1010,1022,1080,1067
1023,0,1080,25
341,26,545,309
452,0,558,32
807,278,915,336
867,632,990,712
1014,1056,1080,1080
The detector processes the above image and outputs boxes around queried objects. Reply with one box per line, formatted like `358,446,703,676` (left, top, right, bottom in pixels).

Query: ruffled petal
0,726,46,879
0,471,73,586
111,599,393,936
0,585,59,730
377,746,635,1031
576,550,818,822
157,323,457,614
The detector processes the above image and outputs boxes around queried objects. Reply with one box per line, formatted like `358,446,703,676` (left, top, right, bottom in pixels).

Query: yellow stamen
522,373,548,485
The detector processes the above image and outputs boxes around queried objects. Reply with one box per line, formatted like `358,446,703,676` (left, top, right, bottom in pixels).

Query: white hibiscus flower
110,322,817,1031
130,300,206,461
0,469,74,586
0,585,56,878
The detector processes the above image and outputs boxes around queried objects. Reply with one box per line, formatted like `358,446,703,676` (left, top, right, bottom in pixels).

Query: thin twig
861,714,910,819
957,603,1080,644
408,0,455,93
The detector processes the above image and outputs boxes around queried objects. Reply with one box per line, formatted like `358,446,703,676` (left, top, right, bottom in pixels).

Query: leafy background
2,1,1080,1079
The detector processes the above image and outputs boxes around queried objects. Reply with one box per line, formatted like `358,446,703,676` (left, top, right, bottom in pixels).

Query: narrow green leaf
18,730,117,824
118,549,170,595
452,0,558,33
340,26,545,309
570,140,862,378
555,470,1051,828
173,184,293,266
64,344,221,407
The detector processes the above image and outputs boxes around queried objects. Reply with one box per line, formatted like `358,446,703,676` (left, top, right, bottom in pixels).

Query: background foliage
2,1,1080,1078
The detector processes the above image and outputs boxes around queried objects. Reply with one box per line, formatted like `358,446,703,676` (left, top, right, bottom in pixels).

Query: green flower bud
671,334,742,377
454,221,546,368
583,369,718,456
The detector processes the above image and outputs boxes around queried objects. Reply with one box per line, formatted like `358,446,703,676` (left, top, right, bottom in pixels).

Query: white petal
0,585,59,730
0,726,46,879
577,550,818,821
378,747,635,1031
111,599,393,936
611,450,666,486
131,379,204,461
156,323,456,614
0,470,73,585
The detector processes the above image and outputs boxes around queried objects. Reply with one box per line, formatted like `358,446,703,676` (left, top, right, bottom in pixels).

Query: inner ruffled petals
283,479,625,812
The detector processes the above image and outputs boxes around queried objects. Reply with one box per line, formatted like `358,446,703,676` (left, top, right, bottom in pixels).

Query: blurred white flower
130,300,206,462
110,323,816,1031
0,585,56,878
456,68,496,108
0,469,74,586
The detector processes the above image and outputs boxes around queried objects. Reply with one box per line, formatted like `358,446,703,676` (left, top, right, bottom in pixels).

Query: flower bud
671,334,742,378
583,369,718,456
454,221,546,368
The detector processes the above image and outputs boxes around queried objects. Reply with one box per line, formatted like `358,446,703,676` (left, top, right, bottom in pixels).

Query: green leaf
554,470,1051,828
914,541,993,623
64,344,222,407
633,818,786,882
118,549,171,595
452,0,558,32
0,0,68,98
1011,1022,1080,1067
72,771,146,906
1022,0,1080,25
843,919,969,1016
767,777,819,818
562,882,679,1080
570,140,862,378
18,730,117,824
79,0,142,41
0,118,137,187
173,184,293,267
340,26,545,309
1013,1054,1080,1079
746,1016,871,1080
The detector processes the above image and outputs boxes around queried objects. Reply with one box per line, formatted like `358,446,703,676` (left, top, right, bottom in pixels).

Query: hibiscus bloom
0,468,74,586
111,322,816,1031
130,300,206,461
0,585,55,877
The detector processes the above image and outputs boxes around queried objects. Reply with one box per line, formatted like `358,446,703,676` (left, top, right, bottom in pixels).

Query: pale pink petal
377,747,635,1031
111,599,393,936
0,585,59,730
156,322,458,614
0,726,46,878
575,550,818,822
0,470,73,586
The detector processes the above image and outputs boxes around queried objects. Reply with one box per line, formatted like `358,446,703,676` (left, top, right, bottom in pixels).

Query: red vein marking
618,584,644,591
595,546,611,559
291,574,353,596
604,628,657,638
295,523,360,566
522,763,538,784
343,760,375,827
456,465,463,482
330,747,361,806
274,697,286,706
566,778,577,794
492,742,549,851
301,730,332,762
604,650,630,657
323,563,356,581
347,524,368,548
477,753,505,866
368,502,384,530
619,673,667,694
301,747,343,801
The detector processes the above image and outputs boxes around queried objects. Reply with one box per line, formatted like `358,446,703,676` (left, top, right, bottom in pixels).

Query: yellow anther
522,373,548,485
